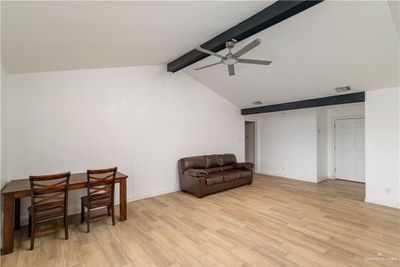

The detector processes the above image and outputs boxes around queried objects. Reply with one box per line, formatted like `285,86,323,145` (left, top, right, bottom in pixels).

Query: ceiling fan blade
238,58,272,65
228,65,235,76
196,46,224,59
194,61,222,71
234,38,261,57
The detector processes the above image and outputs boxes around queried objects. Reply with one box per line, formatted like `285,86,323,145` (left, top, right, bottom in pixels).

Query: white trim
365,197,400,209
331,115,365,179
258,171,317,183
317,177,328,183
244,120,258,171
124,188,179,204
19,188,179,226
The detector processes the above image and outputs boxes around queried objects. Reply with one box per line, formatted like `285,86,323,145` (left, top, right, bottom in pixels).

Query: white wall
255,109,318,182
1,65,6,246
1,65,7,190
246,103,365,184
316,108,328,181
365,87,399,208
6,65,245,222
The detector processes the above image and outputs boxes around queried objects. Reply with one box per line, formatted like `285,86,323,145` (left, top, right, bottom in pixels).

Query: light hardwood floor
1,174,399,267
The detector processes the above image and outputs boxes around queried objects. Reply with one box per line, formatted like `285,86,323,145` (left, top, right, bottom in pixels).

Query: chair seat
28,205,65,222
30,200,65,212
81,193,112,209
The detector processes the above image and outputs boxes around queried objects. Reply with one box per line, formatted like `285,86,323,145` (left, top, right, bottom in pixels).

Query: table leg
14,198,21,230
2,193,15,255
119,178,127,221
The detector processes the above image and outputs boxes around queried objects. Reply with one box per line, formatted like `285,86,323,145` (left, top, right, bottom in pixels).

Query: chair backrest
29,172,71,214
86,167,117,202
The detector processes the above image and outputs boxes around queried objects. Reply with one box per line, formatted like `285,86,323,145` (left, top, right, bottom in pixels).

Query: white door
245,121,255,164
334,118,365,182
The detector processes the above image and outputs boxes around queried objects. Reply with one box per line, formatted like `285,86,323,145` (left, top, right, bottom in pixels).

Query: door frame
244,120,257,172
333,116,365,180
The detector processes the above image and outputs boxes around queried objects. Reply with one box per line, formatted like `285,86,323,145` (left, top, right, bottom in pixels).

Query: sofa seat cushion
206,172,224,185
222,170,251,182
205,167,222,173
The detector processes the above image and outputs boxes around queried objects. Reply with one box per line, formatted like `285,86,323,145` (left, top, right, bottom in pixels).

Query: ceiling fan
194,38,271,76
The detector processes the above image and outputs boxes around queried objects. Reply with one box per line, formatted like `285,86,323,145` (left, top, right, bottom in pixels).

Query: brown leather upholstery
180,156,206,171
184,168,208,177
206,167,222,173
234,162,254,171
178,154,254,198
219,154,237,166
222,165,234,171
205,155,220,168
222,169,251,182
206,172,224,185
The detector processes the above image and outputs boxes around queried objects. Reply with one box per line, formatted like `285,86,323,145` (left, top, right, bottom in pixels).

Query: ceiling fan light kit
195,38,271,76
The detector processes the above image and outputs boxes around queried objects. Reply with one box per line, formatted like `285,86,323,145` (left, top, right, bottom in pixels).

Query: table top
1,171,128,195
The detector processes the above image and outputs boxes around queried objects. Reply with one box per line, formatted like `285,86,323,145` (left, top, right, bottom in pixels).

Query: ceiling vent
335,86,351,93
252,101,263,105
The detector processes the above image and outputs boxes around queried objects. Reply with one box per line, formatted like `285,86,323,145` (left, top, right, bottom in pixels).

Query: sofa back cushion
218,154,237,166
205,155,220,168
179,156,206,171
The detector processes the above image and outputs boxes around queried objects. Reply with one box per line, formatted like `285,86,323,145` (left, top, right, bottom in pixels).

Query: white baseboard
258,170,318,183
317,177,329,183
124,188,179,204
19,188,179,226
364,197,400,209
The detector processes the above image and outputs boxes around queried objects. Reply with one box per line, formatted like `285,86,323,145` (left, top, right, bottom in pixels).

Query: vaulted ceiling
185,1,399,108
2,1,399,108
2,1,270,73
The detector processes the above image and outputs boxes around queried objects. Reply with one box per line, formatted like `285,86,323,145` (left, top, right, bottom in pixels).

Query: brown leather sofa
178,154,254,198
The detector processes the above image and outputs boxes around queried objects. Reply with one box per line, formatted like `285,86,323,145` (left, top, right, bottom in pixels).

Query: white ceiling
186,1,399,108
1,1,271,73
2,1,399,108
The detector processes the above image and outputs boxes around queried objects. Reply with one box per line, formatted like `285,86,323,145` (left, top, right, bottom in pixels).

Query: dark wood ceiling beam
241,92,365,115
167,0,323,73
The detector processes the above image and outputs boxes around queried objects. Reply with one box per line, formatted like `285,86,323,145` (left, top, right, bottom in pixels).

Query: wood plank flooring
1,174,399,267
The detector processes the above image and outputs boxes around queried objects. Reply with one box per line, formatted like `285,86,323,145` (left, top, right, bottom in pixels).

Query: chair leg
28,215,32,238
111,205,115,226
30,218,35,250
107,205,111,216
64,214,69,240
87,209,90,233
80,202,84,224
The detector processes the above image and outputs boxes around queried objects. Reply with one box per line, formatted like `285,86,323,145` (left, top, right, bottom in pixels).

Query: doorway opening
334,117,365,183
245,121,256,167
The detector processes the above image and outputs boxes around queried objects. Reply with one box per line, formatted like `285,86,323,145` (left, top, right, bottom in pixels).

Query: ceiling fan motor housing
222,55,238,65
226,39,237,49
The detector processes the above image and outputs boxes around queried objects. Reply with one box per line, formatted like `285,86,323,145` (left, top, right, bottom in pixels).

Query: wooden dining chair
28,172,71,250
81,167,117,233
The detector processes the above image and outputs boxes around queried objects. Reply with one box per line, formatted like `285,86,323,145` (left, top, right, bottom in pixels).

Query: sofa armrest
184,168,209,178
234,162,254,171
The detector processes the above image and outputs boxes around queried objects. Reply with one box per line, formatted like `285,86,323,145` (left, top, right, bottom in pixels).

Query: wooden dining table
1,171,128,255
